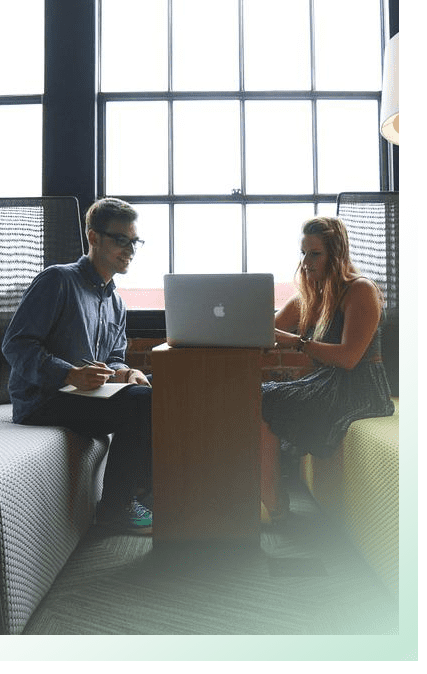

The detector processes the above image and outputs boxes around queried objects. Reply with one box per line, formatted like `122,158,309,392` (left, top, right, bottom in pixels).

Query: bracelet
296,336,312,352
125,369,133,383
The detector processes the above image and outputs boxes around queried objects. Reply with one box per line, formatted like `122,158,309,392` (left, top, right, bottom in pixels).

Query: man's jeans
23,379,152,510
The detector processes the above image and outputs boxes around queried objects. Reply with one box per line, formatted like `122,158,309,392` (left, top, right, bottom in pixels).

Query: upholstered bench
300,397,399,596
0,403,110,634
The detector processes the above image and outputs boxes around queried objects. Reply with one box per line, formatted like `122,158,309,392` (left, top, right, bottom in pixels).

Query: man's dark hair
85,198,138,235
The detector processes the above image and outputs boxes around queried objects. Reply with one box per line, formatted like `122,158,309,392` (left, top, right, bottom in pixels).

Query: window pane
115,205,169,309
172,0,239,91
317,100,380,193
244,0,311,91
101,0,168,92
245,101,313,194
106,102,169,195
247,203,312,307
0,0,44,95
174,204,242,273
0,105,42,197
316,202,338,217
174,101,241,195
314,0,382,91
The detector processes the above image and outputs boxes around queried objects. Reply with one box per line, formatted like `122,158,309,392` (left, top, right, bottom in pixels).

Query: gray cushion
0,407,110,634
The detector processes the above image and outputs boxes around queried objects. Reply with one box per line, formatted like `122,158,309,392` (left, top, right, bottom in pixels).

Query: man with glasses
2,198,153,534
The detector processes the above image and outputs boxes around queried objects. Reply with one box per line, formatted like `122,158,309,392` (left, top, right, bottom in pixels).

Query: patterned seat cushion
0,404,110,634
300,398,399,596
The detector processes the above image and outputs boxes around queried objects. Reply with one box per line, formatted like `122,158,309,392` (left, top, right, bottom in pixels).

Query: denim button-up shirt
2,256,128,423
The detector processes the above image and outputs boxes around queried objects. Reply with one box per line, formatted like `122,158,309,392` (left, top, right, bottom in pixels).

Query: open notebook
59,383,133,397
164,273,275,348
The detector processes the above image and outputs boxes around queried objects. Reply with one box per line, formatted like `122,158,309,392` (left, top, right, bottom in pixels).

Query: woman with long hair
261,216,395,523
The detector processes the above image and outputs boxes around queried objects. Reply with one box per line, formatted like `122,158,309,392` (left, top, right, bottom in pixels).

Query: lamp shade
380,32,399,145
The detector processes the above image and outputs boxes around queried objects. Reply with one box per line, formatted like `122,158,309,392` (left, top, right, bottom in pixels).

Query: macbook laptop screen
164,273,275,348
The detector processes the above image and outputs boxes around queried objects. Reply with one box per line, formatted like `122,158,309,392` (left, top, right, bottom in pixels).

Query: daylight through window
99,0,386,309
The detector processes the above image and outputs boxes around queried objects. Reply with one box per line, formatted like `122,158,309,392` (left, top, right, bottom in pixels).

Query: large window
0,1,44,197
99,0,386,309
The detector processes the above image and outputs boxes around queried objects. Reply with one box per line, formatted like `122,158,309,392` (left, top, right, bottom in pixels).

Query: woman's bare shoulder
275,294,301,329
348,276,379,294
279,294,301,312
342,277,382,308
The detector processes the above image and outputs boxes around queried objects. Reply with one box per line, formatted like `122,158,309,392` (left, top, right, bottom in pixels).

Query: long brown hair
297,216,360,340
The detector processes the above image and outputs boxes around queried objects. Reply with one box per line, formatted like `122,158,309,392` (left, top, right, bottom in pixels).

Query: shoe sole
95,518,153,536
126,525,153,536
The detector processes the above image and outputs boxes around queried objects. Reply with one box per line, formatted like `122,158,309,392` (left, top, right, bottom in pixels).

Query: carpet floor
23,478,398,635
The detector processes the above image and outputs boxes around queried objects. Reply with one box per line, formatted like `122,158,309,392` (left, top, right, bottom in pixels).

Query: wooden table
151,343,262,546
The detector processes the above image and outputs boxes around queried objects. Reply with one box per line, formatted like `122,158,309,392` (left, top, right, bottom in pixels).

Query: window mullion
309,0,319,213
239,0,245,93
168,0,173,92
97,99,106,198
241,202,247,272
240,97,247,271
168,0,174,272
239,0,246,272
169,202,175,274
379,0,392,190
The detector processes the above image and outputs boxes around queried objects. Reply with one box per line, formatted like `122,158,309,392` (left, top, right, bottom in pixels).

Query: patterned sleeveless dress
261,307,395,459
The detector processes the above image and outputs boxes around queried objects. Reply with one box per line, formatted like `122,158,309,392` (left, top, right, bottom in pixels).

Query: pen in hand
65,358,114,390
81,359,151,387
81,358,115,380
82,358,113,371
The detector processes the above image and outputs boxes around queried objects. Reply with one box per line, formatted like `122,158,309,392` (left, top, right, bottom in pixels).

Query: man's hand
113,368,152,387
65,361,115,390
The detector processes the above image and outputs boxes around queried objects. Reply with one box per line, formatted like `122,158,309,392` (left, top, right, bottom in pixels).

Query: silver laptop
164,273,275,348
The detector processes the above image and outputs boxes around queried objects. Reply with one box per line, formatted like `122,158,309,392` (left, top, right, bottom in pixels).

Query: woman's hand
274,329,300,349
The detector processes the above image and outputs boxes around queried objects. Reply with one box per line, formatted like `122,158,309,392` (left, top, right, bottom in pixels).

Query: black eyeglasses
101,232,145,249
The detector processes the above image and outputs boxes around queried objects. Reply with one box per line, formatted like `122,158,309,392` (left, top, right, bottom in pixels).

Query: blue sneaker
125,498,153,534
96,498,153,535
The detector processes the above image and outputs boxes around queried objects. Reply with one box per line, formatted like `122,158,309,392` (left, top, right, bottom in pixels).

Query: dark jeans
23,378,152,510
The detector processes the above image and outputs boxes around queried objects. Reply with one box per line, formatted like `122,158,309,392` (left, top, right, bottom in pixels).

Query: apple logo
213,303,225,318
